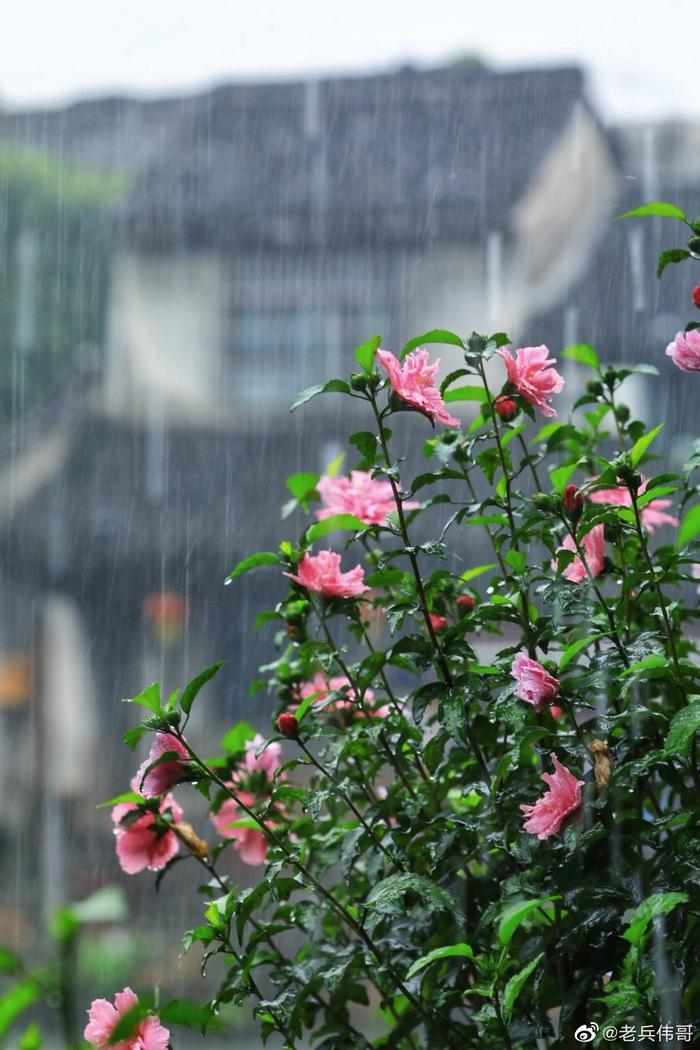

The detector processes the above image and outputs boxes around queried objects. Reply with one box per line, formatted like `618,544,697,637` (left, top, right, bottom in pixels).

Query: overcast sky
2,0,698,122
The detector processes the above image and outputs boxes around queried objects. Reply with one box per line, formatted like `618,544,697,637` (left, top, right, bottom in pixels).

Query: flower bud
615,403,630,424
350,371,369,392
429,612,448,632
586,380,604,397
693,285,700,309
562,484,584,515
494,395,518,422
688,235,700,256
276,712,299,738
532,491,557,513
285,622,306,643
456,594,476,612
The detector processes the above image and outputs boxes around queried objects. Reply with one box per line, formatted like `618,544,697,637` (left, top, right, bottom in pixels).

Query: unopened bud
276,712,299,738
587,380,604,397
456,594,476,612
692,285,700,309
350,371,368,392
562,484,584,515
532,491,557,513
688,235,700,256
494,395,518,422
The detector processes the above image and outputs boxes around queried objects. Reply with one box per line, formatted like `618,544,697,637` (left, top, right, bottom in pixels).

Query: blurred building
0,63,696,917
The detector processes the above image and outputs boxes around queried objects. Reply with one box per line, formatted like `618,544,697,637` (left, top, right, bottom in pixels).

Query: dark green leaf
227,552,280,581
180,662,225,715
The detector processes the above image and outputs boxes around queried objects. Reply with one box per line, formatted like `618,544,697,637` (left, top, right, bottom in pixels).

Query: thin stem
559,517,630,668
628,486,683,681
298,739,405,871
516,431,543,490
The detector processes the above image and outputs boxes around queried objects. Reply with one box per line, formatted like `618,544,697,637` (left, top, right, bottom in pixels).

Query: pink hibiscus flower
239,733,282,783
210,789,270,866
496,345,565,418
666,329,700,372
555,524,605,583
136,732,190,796
85,987,169,1050
588,477,678,533
111,778,183,875
510,653,560,712
376,348,461,427
315,470,419,526
297,672,388,719
521,754,584,840
285,550,369,599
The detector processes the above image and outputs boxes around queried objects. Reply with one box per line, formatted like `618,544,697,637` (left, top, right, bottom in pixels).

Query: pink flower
210,790,270,866
111,778,183,875
136,732,190,796
376,348,461,427
285,550,369,599
496,345,565,418
316,470,419,526
521,753,584,840
511,653,559,712
555,524,605,583
85,987,169,1050
297,672,388,720
588,478,678,533
666,329,700,371
240,733,282,782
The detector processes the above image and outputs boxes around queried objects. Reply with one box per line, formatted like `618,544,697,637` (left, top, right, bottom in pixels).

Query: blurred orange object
0,655,32,708
143,592,187,645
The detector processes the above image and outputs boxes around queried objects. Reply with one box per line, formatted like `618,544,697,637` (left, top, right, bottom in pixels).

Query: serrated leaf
443,385,487,403
124,682,162,715
562,343,600,370
677,503,700,548
503,952,544,1020
290,379,351,412
227,551,280,581
181,662,225,715
622,892,688,946
616,200,687,222
406,942,474,980
657,248,690,277
665,699,700,757
355,335,382,374
400,329,465,360
305,514,366,542
498,896,559,946
366,874,461,917
629,422,664,467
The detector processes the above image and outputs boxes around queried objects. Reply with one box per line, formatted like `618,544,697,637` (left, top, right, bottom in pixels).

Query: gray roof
0,65,593,250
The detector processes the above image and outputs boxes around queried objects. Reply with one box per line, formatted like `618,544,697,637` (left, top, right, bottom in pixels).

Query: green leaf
406,943,474,980
665,699,700,757
124,682,162,715
622,892,688,946
460,563,496,583
559,634,599,671
401,329,465,360
677,503,700,548
226,551,280,581
503,952,544,1020
19,1023,42,1050
366,874,461,918
616,200,688,222
295,688,325,724
306,514,366,542
562,343,600,370
286,472,319,502
290,379,351,412
123,725,150,751
355,335,382,374
550,462,578,494
505,549,525,574
657,248,691,277
0,980,39,1038
109,997,154,1044
498,897,559,946
443,385,488,404
323,451,345,477
220,721,256,754
629,422,664,467
180,661,225,715
0,950,20,974
97,791,144,809
71,886,128,924
160,999,216,1030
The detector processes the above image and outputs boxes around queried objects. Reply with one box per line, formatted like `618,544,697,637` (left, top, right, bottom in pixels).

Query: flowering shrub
93,205,700,1049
